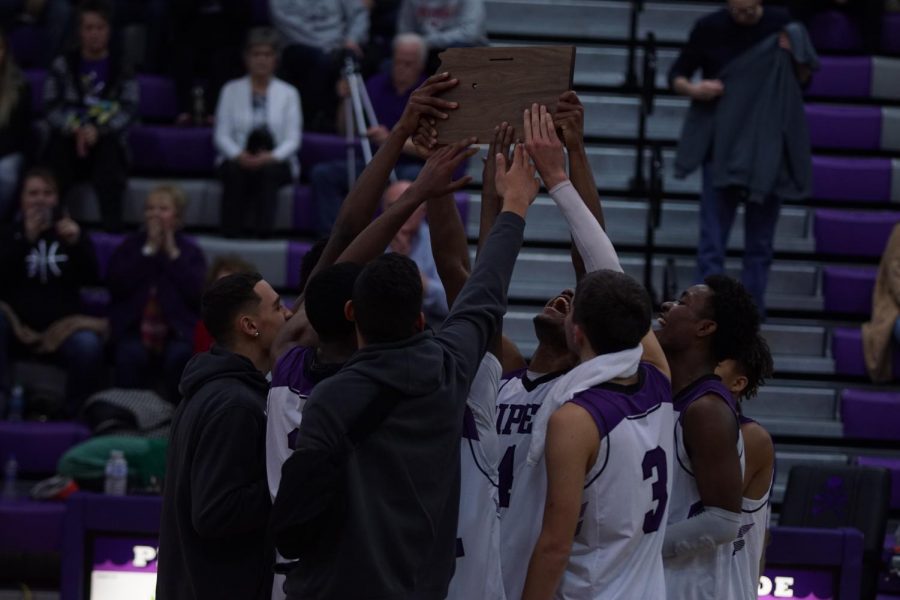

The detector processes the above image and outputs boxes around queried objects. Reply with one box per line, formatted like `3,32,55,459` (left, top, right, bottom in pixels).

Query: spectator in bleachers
193,254,256,354
381,179,448,325
42,0,138,233
214,27,301,238
862,222,900,383
170,0,250,126
0,30,31,222
269,0,369,131
106,185,206,403
310,32,427,235
0,168,105,414
397,0,488,72
0,0,72,68
670,0,816,316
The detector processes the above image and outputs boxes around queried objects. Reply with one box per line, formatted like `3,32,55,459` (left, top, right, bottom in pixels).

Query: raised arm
337,138,476,266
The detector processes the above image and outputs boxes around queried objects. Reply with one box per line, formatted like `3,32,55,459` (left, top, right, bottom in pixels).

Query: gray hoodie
270,0,369,50
397,0,488,49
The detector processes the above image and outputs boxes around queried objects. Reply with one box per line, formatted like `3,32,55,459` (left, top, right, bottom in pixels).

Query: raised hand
553,90,585,150
55,216,81,245
396,72,460,138
409,136,478,200
524,103,568,189
496,143,539,217
482,121,515,199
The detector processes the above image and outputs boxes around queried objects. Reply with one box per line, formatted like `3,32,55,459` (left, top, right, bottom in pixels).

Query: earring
255,331,260,338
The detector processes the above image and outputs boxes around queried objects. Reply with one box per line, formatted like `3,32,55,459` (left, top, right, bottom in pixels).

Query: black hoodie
156,346,273,600
270,212,525,600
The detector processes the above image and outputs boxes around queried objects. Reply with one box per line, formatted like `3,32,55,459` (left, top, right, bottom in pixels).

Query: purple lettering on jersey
270,345,319,396
687,500,705,519
462,405,479,441
495,403,508,434
569,363,672,440
496,403,541,435
732,522,755,555
641,446,668,533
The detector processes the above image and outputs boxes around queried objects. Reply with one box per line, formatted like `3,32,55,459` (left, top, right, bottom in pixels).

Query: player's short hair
202,272,263,347
352,253,423,344
78,0,112,23
572,270,652,356
703,275,761,362
734,333,773,400
299,238,328,294
305,262,362,342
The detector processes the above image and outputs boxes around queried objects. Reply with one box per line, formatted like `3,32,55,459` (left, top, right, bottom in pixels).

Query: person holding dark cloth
214,27,301,238
269,139,539,600
106,185,206,403
670,0,816,316
156,272,291,600
42,0,138,233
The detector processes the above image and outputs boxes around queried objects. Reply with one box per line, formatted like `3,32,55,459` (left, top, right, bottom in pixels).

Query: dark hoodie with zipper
270,211,525,600
156,346,273,600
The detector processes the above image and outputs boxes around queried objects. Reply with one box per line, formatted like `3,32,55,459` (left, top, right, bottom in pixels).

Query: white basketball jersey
448,353,506,600
496,369,568,600
664,376,746,600
559,363,675,599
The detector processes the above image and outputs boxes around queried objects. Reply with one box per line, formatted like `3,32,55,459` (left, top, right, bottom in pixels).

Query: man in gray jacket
270,142,539,600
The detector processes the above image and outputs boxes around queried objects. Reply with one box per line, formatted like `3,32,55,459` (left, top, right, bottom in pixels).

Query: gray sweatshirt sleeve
424,0,487,48
436,211,524,383
396,0,416,35
344,0,370,44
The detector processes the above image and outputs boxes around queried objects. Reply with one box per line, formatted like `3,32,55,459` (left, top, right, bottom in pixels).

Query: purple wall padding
0,500,66,553
0,421,90,476
806,104,881,150
806,57,872,99
812,156,891,202
814,209,900,257
841,388,900,440
822,266,877,315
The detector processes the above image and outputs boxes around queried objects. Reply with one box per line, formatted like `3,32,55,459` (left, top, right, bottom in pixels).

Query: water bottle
7,385,24,421
104,450,128,496
2,454,17,500
192,85,206,126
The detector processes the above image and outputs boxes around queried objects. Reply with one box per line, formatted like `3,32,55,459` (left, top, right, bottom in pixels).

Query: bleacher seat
0,421,90,477
856,457,900,510
129,126,216,175
806,104,882,150
832,327,900,378
815,209,900,257
136,75,178,122
841,388,900,441
823,266,877,315
88,232,125,280
812,156,894,202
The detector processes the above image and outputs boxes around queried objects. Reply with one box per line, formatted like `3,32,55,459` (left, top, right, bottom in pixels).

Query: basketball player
716,333,775,599
494,95,613,600
517,106,674,599
655,275,762,599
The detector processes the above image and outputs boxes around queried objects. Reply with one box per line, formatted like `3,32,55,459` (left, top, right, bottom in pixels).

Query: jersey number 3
641,446,668,534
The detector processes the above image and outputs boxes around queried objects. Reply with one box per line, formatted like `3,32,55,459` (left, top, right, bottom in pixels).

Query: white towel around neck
526,345,644,466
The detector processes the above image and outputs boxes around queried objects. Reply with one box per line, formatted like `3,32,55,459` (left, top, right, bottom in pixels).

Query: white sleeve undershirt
548,180,622,274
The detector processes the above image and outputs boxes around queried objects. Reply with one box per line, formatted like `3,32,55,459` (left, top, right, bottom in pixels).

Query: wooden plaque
434,45,576,144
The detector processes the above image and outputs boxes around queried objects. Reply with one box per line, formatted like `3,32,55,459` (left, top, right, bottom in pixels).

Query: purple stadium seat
0,500,66,553
23,68,46,115
293,185,316,233
299,133,351,175
841,388,900,439
8,25,43,69
857,457,900,510
129,126,215,175
822,266,877,315
88,232,125,279
812,156,892,202
137,75,178,122
808,10,863,52
814,209,900,257
806,57,872,99
884,13,900,55
806,104,881,150
0,421,90,476
833,327,900,378
285,240,313,290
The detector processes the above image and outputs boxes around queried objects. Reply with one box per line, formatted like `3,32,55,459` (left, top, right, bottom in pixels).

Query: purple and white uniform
447,353,506,600
724,416,774,600
495,369,567,600
664,376,745,600
557,363,674,599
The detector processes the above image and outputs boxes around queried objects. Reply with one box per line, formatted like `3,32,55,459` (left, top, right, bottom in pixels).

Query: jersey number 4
642,446,668,534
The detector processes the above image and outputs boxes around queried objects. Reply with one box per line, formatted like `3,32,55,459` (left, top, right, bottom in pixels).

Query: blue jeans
0,312,105,414
114,337,193,403
695,165,782,316
310,160,423,236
